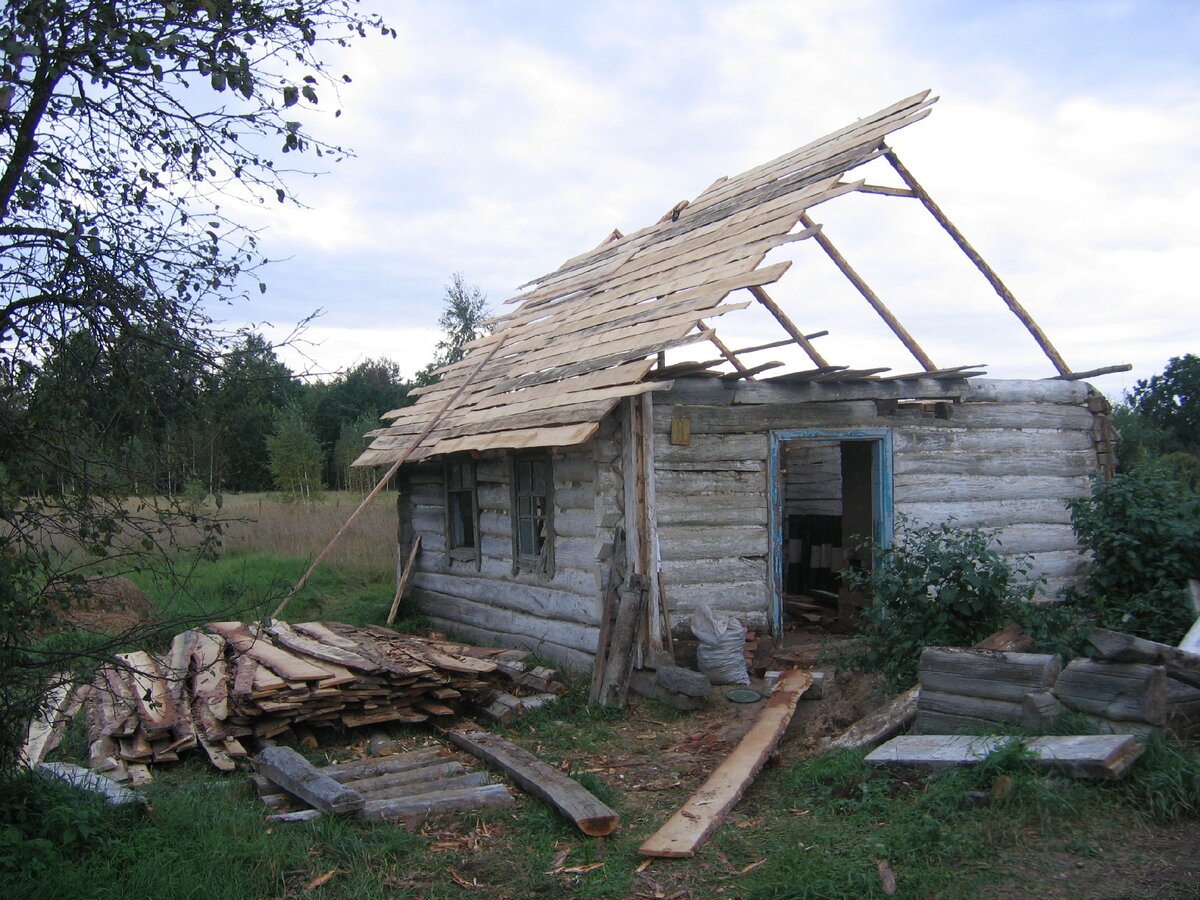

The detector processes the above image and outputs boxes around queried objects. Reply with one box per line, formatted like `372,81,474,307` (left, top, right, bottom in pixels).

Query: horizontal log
866,734,1145,780
655,469,766,495
894,427,1094,455
894,450,1095,478
658,505,767,528
423,615,595,673
661,581,770,618
1053,658,1167,725
729,379,968,406
654,432,767,463
255,747,364,815
410,588,599,654
669,400,881,433
322,748,449,781
658,527,769,561
945,403,1096,430
963,380,1091,404
411,571,598,626
342,761,466,794
360,782,515,823
1087,627,1200,689
364,771,492,802
894,474,1091,505
659,556,767,587
448,729,619,836
915,689,1024,732
918,648,1061,702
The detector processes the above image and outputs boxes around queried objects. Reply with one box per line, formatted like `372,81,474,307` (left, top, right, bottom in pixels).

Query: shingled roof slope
356,91,937,466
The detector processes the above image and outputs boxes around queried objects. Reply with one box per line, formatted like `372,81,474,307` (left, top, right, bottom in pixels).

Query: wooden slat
447,728,619,836
638,669,813,858
865,734,1144,780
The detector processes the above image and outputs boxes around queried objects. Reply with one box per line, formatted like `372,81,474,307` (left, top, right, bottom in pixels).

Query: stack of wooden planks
84,620,564,781
251,745,515,826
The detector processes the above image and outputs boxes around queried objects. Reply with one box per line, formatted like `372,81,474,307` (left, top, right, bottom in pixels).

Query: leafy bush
846,519,1039,685
0,773,120,875
1067,467,1200,643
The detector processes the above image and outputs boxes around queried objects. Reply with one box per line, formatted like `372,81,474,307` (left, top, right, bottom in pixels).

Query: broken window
444,456,479,566
512,453,554,576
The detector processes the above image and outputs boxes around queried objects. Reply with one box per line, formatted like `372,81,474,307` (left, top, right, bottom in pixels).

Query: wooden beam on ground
883,146,1072,377
255,746,365,815
865,734,1145,780
447,728,619,836
799,211,936,372
747,286,830,368
387,536,422,626
638,669,812,858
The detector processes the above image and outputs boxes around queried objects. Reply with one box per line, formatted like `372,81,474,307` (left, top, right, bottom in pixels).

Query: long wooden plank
207,622,335,682
865,734,1145,780
447,728,619,836
255,746,364,815
638,669,813,858
267,621,380,672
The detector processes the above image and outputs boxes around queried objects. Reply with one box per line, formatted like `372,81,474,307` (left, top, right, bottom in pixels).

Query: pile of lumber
914,625,1200,738
84,620,565,781
251,745,515,826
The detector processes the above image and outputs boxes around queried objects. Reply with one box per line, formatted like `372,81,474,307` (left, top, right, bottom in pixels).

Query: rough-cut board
865,734,1145,780
254,746,364,815
38,762,145,806
447,728,619,836
638,669,813,858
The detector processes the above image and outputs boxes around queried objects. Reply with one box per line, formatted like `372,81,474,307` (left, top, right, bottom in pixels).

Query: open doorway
768,430,893,633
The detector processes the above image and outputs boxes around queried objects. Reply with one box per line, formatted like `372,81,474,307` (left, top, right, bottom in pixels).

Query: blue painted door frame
767,429,895,635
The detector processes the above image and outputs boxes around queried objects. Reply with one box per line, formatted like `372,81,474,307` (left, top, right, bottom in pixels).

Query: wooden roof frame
356,91,1127,467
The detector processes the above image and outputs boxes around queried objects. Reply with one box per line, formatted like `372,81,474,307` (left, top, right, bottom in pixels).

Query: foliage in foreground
1067,466,1200,644
844,519,1042,685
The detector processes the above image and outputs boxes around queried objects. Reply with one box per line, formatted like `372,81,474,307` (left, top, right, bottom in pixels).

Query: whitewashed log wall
403,419,620,671
653,377,1101,628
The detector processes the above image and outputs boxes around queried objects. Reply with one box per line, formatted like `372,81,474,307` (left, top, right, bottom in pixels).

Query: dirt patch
983,822,1200,899
46,575,156,633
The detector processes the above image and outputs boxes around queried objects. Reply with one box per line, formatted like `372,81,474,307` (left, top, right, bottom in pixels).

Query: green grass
8,528,1200,898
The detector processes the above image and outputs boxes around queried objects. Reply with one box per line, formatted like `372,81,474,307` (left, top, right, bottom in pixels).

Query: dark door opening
769,431,892,633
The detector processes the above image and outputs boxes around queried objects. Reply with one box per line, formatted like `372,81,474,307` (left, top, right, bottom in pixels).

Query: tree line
7,272,490,502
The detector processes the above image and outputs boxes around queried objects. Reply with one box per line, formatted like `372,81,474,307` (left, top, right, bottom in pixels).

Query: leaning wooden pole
882,146,1072,377
271,336,507,621
799,211,937,372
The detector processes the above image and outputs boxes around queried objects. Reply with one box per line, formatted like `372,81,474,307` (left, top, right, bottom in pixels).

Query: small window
444,456,479,565
512,453,553,576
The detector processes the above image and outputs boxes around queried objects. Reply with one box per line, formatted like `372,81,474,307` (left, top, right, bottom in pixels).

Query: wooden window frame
510,452,554,578
443,455,480,569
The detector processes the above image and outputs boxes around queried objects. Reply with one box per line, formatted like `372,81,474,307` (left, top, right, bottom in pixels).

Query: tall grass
215,492,397,580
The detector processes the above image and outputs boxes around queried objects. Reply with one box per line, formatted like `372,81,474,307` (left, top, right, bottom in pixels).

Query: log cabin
355,91,1125,673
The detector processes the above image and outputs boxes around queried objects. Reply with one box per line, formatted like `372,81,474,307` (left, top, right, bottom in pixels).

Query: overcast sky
236,0,1199,399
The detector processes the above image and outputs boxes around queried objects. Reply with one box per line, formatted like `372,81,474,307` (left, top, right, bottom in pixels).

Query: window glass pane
518,518,535,556
517,460,531,492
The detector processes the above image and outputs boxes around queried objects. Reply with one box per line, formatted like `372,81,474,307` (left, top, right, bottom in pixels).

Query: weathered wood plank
360,782,516,823
917,648,1061,702
638,669,812,858
447,729,619,836
255,746,364,815
865,734,1145,780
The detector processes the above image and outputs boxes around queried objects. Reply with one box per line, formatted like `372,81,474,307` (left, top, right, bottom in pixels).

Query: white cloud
222,0,1199,399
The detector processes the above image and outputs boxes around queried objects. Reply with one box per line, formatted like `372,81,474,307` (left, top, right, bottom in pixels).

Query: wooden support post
747,285,830,368
271,335,507,620
640,391,664,654
882,146,1072,377
702,322,751,376
799,211,936,372
387,536,422,626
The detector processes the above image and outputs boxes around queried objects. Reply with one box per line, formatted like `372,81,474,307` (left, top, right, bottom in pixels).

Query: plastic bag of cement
691,605,750,685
